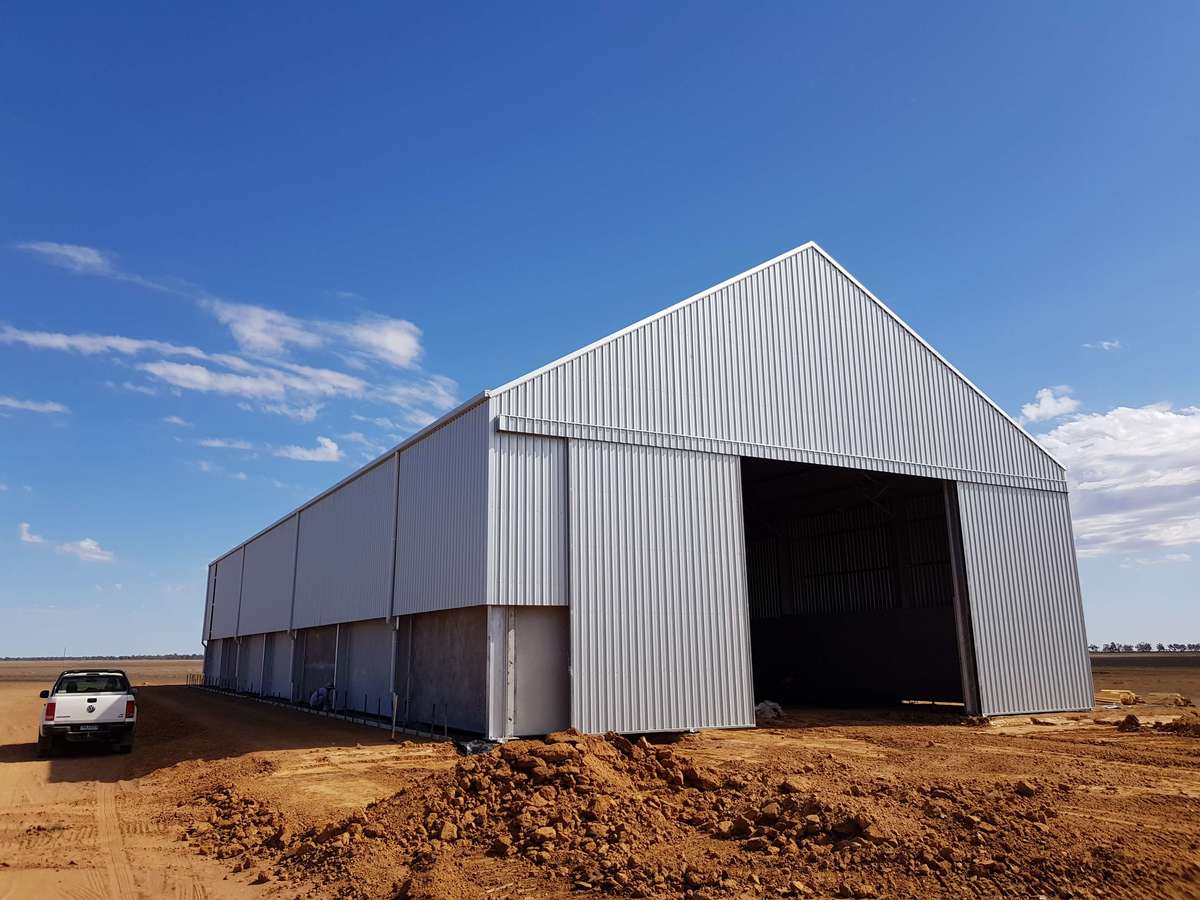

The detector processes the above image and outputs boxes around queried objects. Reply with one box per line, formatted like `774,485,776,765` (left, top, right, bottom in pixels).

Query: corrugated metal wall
209,549,243,640
956,482,1093,716
238,515,298,636
568,439,755,733
293,457,397,629
493,245,1064,490
488,429,568,606
394,402,489,614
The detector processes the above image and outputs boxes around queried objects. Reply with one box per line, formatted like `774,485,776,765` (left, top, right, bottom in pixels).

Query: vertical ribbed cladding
490,430,568,606
394,401,489,614
236,514,298,636
493,246,1064,488
293,456,398,629
568,440,754,734
955,483,1094,716
203,564,217,641
209,548,243,640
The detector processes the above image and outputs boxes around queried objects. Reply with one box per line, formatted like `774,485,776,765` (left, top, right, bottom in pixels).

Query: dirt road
0,658,1197,898
0,660,453,899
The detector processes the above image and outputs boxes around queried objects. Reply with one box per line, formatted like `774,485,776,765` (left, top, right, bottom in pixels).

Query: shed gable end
493,246,1062,487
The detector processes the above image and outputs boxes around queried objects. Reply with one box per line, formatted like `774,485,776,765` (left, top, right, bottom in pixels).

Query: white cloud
352,413,402,430
19,522,45,544
337,431,387,454
162,415,192,427
0,395,69,414
1083,340,1122,351
261,402,322,422
1038,403,1200,557
335,317,423,368
105,379,157,396
1,325,207,360
202,301,422,370
203,300,323,356
16,241,114,275
138,358,367,404
57,537,115,563
138,361,288,400
1120,553,1192,568
199,437,255,450
274,436,342,462
1020,386,1079,424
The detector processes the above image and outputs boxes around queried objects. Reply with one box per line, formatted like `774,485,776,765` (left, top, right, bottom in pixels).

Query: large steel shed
201,242,1094,737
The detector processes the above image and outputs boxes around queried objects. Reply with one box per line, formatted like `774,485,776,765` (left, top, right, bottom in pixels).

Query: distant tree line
1088,643,1200,653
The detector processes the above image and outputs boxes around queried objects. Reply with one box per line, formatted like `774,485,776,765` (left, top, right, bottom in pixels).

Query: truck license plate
79,725,100,732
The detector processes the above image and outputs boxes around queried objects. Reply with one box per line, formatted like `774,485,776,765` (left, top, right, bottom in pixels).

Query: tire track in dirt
95,782,136,898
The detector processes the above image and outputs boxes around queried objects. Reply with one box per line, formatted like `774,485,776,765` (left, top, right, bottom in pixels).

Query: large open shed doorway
742,457,979,711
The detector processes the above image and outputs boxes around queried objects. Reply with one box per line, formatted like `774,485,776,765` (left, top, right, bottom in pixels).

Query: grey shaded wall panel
209,549,243,640
956,483,1093,716
489,430,568,606
238,515,298,636
203,639,219,683
406,606,487,733
263,632,293,700
238,634,266,694
569,440,755,734
494,246,1063,489
293,457,398,629
395,403,489,615
513,607,570,736
342,618,394,717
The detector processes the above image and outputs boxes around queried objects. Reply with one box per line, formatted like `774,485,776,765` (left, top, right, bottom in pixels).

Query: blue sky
2,4,1197,655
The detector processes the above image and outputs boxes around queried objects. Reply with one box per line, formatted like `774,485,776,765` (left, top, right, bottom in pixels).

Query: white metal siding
956,483,1093,716
394,403,489,614
238,515,298,636
209,549,243,640
293,457,398,629
568,440,755,734
489,429,568,606
494,245,1063,489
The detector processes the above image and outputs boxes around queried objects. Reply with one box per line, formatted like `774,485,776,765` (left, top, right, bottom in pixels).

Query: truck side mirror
39,690,49,699
129,687,138,695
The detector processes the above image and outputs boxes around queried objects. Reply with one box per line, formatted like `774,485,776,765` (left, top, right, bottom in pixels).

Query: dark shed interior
741,457,970,708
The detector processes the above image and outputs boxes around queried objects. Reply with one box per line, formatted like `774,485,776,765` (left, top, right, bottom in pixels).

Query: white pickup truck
37,669,137,756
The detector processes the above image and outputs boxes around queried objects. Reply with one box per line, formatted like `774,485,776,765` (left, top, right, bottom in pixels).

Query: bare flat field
0,658,1196,899
0,657,202,685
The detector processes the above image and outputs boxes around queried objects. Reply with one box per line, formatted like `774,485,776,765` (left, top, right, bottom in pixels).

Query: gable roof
491,241,1063,474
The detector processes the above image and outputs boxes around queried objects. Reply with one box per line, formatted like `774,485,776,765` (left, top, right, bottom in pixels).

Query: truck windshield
54,674,130,694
